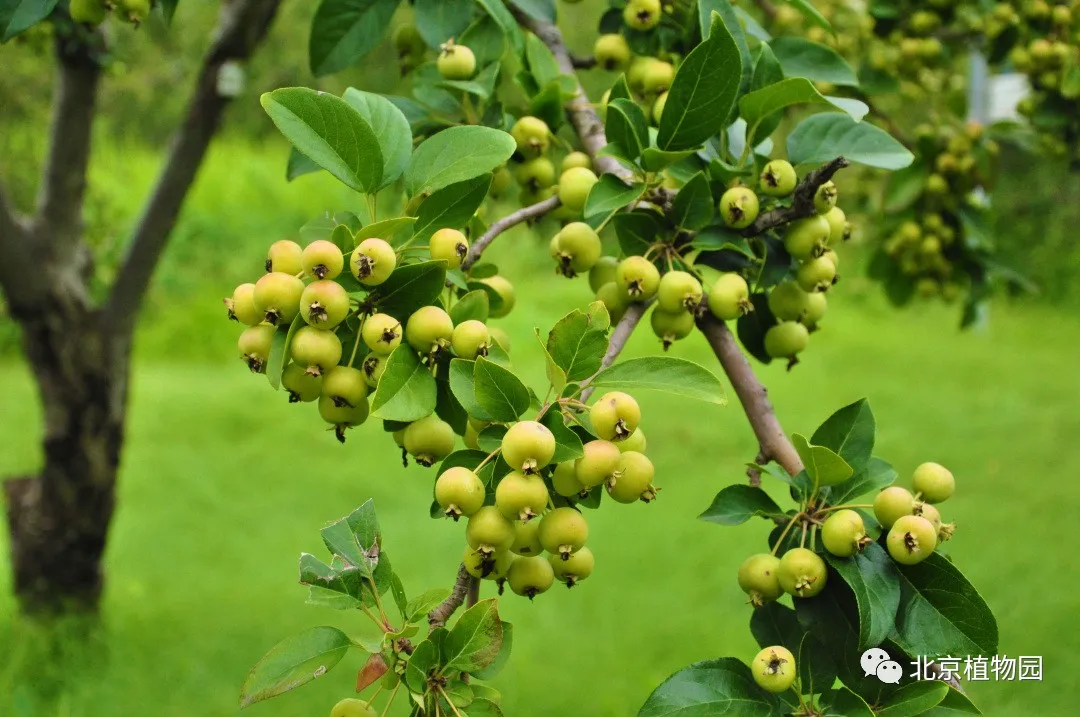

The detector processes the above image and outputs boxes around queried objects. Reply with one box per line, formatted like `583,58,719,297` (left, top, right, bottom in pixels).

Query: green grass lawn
1,224,1078,716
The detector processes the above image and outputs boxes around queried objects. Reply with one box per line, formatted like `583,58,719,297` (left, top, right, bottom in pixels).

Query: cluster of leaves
644,399,998,716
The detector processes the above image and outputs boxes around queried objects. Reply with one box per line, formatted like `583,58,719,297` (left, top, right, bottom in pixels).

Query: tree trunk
3,289,129,613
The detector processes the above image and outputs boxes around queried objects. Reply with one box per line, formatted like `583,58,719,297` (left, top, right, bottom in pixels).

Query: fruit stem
461,92,477,125
474,446,502,472
809,523,818,552
380,682,401,717
366,571,391,626
799,522,808,549
348,323,365,367
770,513,802,556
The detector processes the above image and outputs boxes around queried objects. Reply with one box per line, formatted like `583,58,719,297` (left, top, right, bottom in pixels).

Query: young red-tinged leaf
356,653,389,692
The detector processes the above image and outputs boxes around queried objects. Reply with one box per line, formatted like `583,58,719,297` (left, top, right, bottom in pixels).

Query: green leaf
590,356,727,404
239,627,352,707
540,409,584,463
638,658,780,717
444,598,504,672
450,290,491,324
670,172,714,231
320,500,382,569
470,621,513,680
287,147,322,181
460,15,506,66
309,0,401,76
788,112,914,170
821,688,875,717
698,484,783,525
792,433,853,488
1,0,57,43
300,553,363,610
892,553,999,658
404,636,440,693
750,602,837,696
449,358,493,422
825,543,901,650
606,98,649,160
876,681,950,717
476,424,507,453
584,175,645,228
922,688,982,716
640,148,700,172
785,0,832,34
510,0,553,22
810,398,875,474
473,356,530,421
405,588,452,624
546,310,609,383
475,0,524,56
698,0,752,122
656,12,742,151
261,88,383,194
770,37,857,87
370,345,438,421
356,216,418,246
439,61,503,99
828,458,898,507
740,78,868,143
406,126,516,197
413,174,492,243
370,260,447,318
414,0,473,49
343,88,413,190
464,697,505,716
612,211,661,257
524,30,562,87
883,162,929,214
748,43,786,140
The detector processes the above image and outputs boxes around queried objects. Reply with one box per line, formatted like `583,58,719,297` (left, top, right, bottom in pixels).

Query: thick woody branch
695,312,805,476
462,195,561,271
741,157,849,237
105,0,281,331
428,563,476,628
0,183,40,309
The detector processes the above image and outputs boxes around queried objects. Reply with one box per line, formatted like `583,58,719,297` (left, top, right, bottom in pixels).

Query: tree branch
462,195,561,271
740,157,850,237
580,301,649,403
428,563,475,628
695,312,805,476
104,0,282,332
0,181,41,310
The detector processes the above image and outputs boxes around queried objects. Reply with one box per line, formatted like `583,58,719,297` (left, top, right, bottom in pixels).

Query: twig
428,563,473,628
462,195,560,271
579,300,650,403
105,0,283,332
695,312,805,476
740,157,850,237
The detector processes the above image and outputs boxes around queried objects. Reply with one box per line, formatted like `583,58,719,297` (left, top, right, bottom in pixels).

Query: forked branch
741,156,849,237
462,195,561,271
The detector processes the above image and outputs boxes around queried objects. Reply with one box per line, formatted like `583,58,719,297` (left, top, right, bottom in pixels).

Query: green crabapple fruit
466,506,516,556
403,415,455,466
912,462,955,503
759,160,797,197
783,215,830,261
575,439,622,488
796,256,838,293
495,471,550,521
550,546,594,587
463,547,514,581
489,326,511,351
617,427,646,453
615,256,661,301
321,366,369,408
266,239,303,274
429,228,469,270
238,324,276,373
405,305,454,355
553,460,587,497
511,519,543,556
437,42,476,80
657,270,703,312
361,354,386,388
514,157,556,191
69,0,109,24
707,273,752,321
752,646,797,694
737,553,783,607
623,0,661,31
511,116,550,157
821,509,871,557
329,697,377,717
652,92,668,124
591,391,641,441
813,180,838,214
301,240,344,280
351,238,396,286
823,206,848,245
464,421,480,450
117,0,149,23
290,326,343,376
650,307,695,349
777,547,827,598
362,313,402,355
501,420,557,474
507,555,555,599
873,486,916,529
640,61,674,97
594,33,631,70
558,167,599,213
435,466,486,520
719,186,760,230
318,393,369,431
607,450,656,503
538,507,588,560
282,363,322,403
596,282,629,323
393,25,425,59
451,319,490,359
253,272,305,326
562,151,592,171
768,280,810,322
553,222,602,276
226,283,261,326
764,321,809,362
887,515,938,565
480,276,516,318
300,280,350,329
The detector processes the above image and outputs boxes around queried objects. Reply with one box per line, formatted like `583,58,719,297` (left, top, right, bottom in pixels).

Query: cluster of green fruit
69,0,150,26
737,462,956,608
226,231,513,443
437,391,654,599
508,115,602,214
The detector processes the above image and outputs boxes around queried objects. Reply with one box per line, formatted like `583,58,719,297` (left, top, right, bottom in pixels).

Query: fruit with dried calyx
558,169,599,214
873,486,916,529
615,256,660,301
650,307,695,349
575,440,622,489
738,553,783,607
607,450,656,503
405,306,454,356
590,391,641,441
350,238,396,286
506,555,555,599
430,228,469,270
226,283,261,326
321,366,369,408
912,461,954,503
657,271,703,312
290,326,343,376
538,507,588,560
301,240,344,280
362,313,402,354
511,116,551,157
282,363,322,403
552,222,602,276
821,509,872,557
887,514,938,565
752,646,797,694
435,466,486,520
623,0,661,31
764,322,809,362
510,519,543,556
451,320,490,359
550,546,594,587
466,506,515,556
329,697,377,717
707,273,753,321
501,420,556,474
437,41,476,80
266,239,303,274
759,160,797,197
495,471,550,522
783,215,830,261
719,186,760,229
253,272,304,326
777,547,827,598
238,324,276,373
403,415,455,467
594,33,631,70
300,280,350,329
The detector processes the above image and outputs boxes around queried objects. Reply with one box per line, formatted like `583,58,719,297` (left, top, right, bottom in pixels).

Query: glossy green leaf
449,290,491,324
540,408,584,463
286,147,322,181
369,260,447,318
584,175,645,228
770,37,857,87
922,687,982,716
590,356,727,404
740,78,868,142
413,174,492,243
404,636,440,693
239,627,351,707
444,598,504,672
356,216,418,246
826,543,901,650
785,0,832,34
640,148,699,172
792,433,854,488
343,88,413,190
309,0,401,76
787,112,914,170
670,172,714,231
546,309,609,382
698,484,783,525
510,0,553,21
473,356,530,421
810,398,875,474
414,0,473,49
827,457,899,506
405,588,452,624
460,15,506,66
406,126,516,197
612,211,661,257
606,98,649,160
475,0,524,56
370,345,438,421
1,0,58,43
638,658,780,717
821,688,875,717
449,358,493,422
876,681,950,717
